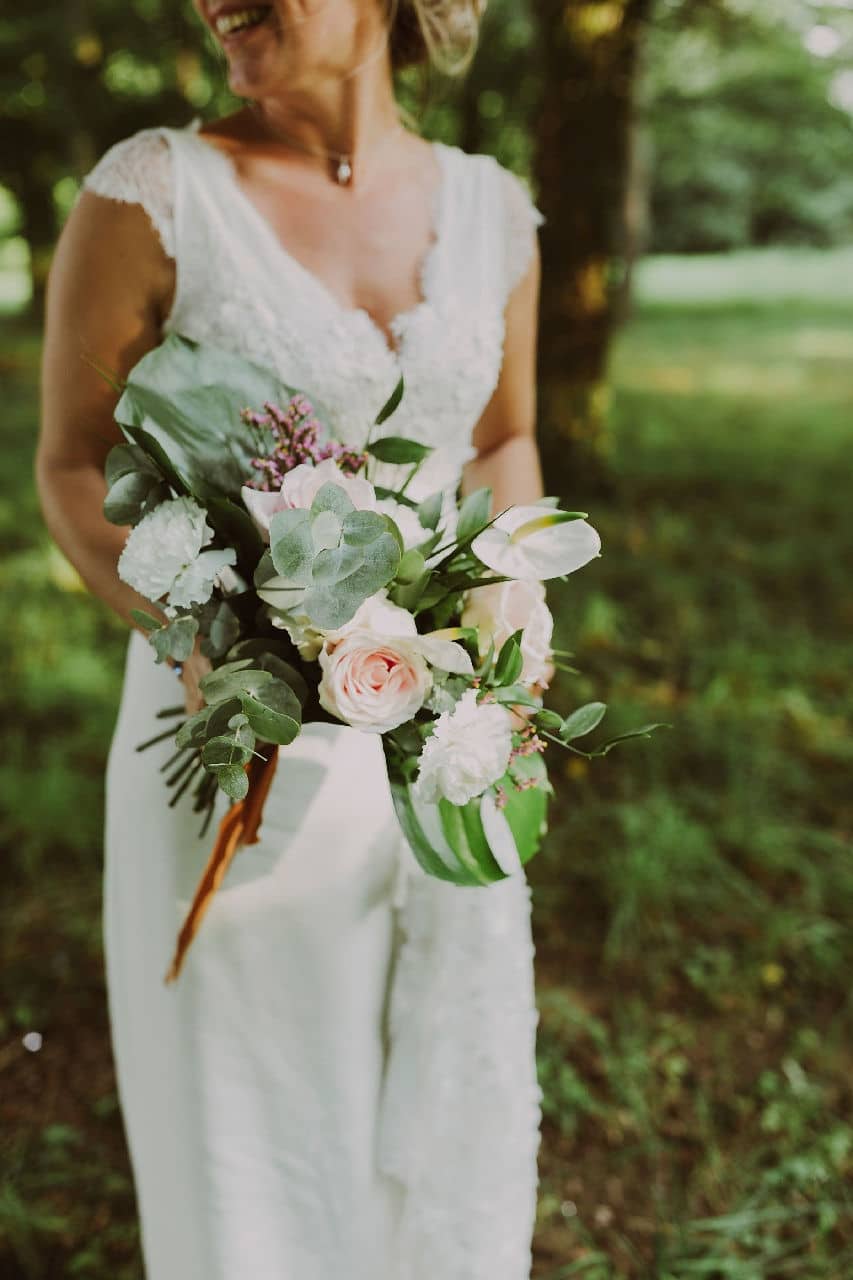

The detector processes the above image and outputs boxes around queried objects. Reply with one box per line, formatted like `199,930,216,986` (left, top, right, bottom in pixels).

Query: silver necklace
249,104,405,186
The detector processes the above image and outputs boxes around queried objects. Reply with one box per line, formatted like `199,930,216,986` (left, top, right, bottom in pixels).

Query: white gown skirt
104,628,542,1280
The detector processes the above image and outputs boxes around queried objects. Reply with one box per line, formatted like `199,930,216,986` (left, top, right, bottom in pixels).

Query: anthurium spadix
471,505,601,580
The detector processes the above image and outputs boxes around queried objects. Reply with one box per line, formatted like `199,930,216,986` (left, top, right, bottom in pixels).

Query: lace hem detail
81,129,175,260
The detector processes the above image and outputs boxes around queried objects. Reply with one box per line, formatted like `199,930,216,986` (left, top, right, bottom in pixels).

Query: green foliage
643,0,853,251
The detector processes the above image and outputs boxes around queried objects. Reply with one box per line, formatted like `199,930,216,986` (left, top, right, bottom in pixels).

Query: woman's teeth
215,7,270,37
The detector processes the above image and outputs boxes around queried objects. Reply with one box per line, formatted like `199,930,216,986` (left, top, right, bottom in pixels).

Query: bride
36,0,549,1276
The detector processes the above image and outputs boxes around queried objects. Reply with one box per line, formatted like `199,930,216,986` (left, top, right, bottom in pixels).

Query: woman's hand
170,637,212,716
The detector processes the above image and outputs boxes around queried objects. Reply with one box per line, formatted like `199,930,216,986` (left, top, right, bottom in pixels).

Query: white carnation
117,496,234,609
414,688,513,807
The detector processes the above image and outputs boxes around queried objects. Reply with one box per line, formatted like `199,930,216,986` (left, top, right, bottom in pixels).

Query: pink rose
241,458,377,542
318,594,431,733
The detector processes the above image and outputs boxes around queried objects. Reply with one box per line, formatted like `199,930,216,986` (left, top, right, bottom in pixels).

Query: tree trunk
533,0,653,471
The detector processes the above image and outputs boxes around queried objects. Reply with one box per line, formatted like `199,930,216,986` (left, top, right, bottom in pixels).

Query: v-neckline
184,121,449,365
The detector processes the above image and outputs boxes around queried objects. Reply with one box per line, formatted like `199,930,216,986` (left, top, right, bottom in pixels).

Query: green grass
1,248,851,1278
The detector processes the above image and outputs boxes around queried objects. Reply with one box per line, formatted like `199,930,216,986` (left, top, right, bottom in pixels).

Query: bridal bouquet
101,335,663,982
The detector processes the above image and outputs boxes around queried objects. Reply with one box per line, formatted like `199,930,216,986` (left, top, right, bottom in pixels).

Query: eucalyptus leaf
103,470,162,525
341,510,387,546
150,614,198,664
104,441,161,488
214,763,250,801
310,482,355,518
202,731,254,770
199,659,274,703
310,509,342,552
311,543,364,586
239,680,302,745
203,600,241,659
269,512,315,582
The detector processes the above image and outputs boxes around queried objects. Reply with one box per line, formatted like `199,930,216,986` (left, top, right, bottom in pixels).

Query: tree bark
533,0,653,467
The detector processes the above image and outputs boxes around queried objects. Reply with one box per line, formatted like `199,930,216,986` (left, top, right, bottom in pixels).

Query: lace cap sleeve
497,164,545,299
80,130,175,260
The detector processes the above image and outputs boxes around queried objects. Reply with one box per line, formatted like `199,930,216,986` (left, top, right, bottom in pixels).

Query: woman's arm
36,189,175,632
460,236,544,511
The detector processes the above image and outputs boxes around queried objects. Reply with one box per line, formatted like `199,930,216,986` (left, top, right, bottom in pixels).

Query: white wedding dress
83,119,545,1280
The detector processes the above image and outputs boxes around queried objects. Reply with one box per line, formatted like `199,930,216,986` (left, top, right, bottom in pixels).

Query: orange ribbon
164,743,280,985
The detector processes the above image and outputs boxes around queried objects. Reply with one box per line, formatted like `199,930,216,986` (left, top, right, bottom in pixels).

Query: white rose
414,688,513,807
242,458,376,541
376,497,430,551
318,616,431,735
117,496,235,608
461,580,554,687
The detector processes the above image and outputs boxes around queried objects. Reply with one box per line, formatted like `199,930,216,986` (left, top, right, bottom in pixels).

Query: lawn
1,248,851,1278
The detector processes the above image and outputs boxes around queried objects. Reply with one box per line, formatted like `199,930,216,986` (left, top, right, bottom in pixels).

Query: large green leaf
114,333,296,500
239,679,302,745
438,798,506,884
499,752,550,864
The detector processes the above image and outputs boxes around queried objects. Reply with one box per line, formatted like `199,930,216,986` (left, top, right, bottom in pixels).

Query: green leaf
396,548,427,584
341,510,388,546
130,608,163,632
199,659,274,703
150,614,198,664
455,487,493,547
239,679,302,745
114,333,298,501
310,509,343,552
103,470,162,525
494,630,524,687
104,442,160,488
311,543,364,585
203,601,241,659
214,763,250,801
301,532,400,628
310,482,355,518
205,495,264,573
438,799,506,884
499,754,550,863
122,423,189,496
386,777,480,885
175,705,212,750
366,436,432,466
534,708,564,731
202,731,254,770
374,373,405,426
560,701,607,741
269,510,315,581
490,684,541,708
590,722,671,757
416,491,444,531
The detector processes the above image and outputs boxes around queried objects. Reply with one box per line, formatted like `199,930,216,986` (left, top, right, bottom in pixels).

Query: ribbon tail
163,744,280,985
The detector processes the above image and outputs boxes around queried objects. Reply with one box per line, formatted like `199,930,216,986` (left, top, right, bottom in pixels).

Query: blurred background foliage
1,0,852,1276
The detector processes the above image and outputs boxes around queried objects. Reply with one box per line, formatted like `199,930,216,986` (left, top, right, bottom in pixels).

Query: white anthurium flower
413,688,513,807
479,790,523,876
241,458,377,542
117,495,234,609
471,506,601,580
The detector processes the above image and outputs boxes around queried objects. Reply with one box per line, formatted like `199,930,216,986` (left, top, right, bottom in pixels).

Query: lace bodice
83,122,544,1279
82,123,544,521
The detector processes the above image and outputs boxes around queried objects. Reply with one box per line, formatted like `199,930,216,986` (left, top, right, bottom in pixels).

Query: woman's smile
207,3,276,45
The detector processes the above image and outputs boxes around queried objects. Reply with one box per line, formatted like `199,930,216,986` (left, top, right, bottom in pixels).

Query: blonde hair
388,0,486,76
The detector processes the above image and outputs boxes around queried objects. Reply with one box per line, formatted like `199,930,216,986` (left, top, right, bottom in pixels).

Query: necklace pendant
336,158,353,186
